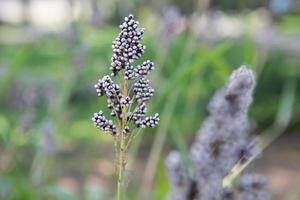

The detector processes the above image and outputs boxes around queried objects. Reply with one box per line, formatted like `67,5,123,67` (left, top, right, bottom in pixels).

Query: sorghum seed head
166,66,269,200
111,14,145,77
92,14,159,135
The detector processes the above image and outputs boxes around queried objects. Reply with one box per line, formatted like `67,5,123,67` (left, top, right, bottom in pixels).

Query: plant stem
117,78,129,200
117,137,125,200
117,180,122,200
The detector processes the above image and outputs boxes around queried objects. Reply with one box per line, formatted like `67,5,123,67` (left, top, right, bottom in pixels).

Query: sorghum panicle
111,15,145,78
166,66,270,200
92,14,159,135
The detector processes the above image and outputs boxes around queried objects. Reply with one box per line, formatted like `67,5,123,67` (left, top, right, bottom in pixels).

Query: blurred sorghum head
166,66,270,200
92,14,159,136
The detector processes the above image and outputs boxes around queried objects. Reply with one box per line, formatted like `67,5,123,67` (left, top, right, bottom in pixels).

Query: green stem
117,140,125,200
117,180,122,200
116,78,129,200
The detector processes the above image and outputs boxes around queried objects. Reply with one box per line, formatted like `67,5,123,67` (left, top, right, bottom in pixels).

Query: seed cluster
166,66,270,200
135,60,155,77
132,102,147,127
92,111,117,134
133,78,154,103
120,96,132,108
92,14,159,135
111,14,145,79
94,75,122,119
95,75,121,98
143,113,160,128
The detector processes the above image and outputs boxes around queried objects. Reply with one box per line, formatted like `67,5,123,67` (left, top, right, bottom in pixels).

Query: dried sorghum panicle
166,66,270,200
92,14,159,135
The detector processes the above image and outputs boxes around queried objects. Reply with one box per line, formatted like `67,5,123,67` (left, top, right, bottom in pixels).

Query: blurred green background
0,0,300,200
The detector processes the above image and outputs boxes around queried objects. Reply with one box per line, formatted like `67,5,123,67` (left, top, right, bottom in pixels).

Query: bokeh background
0,0,300,199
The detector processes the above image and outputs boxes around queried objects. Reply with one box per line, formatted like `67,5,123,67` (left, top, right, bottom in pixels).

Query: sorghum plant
166,66,270,200
92,14,159,199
